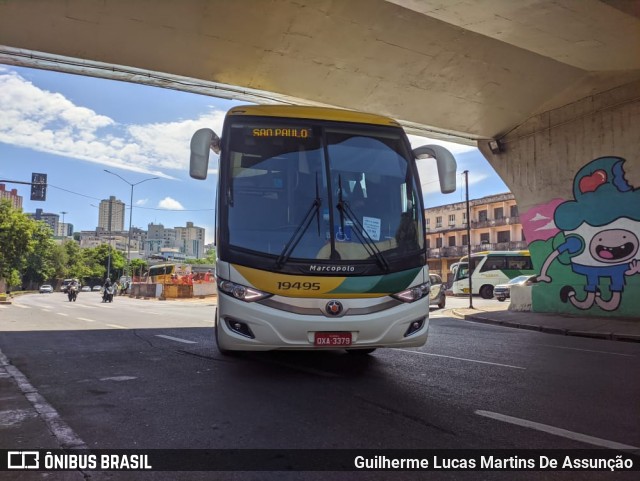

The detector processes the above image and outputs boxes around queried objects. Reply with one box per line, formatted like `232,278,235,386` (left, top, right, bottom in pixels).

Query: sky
0,65,509,244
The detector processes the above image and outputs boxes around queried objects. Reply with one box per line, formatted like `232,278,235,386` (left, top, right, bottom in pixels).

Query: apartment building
424,192,527,281
0,184,23,210
175,222,205,259
98,196,125,232
146,222,205,259
26,208,59,235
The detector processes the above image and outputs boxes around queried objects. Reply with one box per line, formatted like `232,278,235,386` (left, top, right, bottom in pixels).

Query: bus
147,263,190,284
146,263,216,284
450,251,535,299
189,105,457,354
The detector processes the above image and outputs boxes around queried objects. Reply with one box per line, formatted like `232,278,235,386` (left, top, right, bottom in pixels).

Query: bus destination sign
251,127,312,138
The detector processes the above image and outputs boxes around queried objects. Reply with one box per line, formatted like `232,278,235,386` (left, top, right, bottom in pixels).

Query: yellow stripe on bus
227,105,400,127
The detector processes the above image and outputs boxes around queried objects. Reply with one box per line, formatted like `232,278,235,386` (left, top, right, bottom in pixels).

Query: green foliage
0,199,35,281
129,258,148,276
22,221,58,284
0,199,213,289
187,248,216,265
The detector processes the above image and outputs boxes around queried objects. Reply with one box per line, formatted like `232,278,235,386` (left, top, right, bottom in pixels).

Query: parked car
39,284,53,294
494,275,538,301
92,285,102,291
81,286,91,292
428,274,446,309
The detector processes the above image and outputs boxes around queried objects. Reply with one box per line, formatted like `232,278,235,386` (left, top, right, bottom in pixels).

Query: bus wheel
480,285,494,299
346,348,376,355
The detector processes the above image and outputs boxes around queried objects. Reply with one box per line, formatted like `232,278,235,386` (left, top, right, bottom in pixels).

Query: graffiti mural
522,157,640,318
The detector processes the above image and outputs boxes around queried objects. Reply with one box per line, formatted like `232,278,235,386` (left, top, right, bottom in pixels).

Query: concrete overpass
1,0,639,318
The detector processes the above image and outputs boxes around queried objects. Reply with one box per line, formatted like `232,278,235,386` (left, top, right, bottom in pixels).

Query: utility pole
104,170,159,279
464,170,473,309
60,211,67,244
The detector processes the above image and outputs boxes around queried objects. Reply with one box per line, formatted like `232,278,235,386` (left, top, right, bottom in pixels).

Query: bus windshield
453,256,485,281
222,119,424,271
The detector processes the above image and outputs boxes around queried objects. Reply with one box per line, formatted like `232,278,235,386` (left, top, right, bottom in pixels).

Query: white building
175,222,205,259
145,222,206,259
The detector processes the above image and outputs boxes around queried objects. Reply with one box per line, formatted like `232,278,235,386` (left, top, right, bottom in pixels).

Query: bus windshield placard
250,127,313,138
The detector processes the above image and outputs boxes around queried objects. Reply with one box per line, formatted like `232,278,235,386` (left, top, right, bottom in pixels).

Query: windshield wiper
336,190,390,272
276,173,322,269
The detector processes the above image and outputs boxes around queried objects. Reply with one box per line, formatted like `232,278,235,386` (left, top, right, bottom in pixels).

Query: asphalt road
1,293,639,480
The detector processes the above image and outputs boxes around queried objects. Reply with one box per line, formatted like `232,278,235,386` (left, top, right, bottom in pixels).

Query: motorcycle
67,285,78,302
102,285,114,303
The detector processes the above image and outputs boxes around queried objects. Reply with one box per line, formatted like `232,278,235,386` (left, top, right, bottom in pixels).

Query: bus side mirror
413,144,457,194
190,128,220,180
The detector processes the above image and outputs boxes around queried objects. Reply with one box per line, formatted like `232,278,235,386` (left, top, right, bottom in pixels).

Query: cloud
157,197,185,210
0,68,227,178
135,198,149,206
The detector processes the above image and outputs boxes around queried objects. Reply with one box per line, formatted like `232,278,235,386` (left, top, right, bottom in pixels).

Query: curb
451,309,640,343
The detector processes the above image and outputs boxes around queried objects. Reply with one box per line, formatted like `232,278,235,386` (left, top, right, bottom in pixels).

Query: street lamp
60,211,68,243
106,237,113,281
104,170,159,278
463,170,473,309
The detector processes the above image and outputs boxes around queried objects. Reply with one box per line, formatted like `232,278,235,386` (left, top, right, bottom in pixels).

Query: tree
0,200,34,283
22,221,58,286
129,258,148,279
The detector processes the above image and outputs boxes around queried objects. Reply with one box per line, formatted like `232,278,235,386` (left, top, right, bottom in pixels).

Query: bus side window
507,256,533,270
480,256,506,272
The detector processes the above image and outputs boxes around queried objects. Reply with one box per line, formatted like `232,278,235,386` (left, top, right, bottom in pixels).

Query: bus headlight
392,282,430,303
217,279,271,302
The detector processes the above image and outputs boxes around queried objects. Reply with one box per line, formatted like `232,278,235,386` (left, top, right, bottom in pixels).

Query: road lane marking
0,350,87,449
155,335,197,344
40,309,51,313
475,410,639,451
56,313,69,317
541,344,635,357
77,317,95,323
100,376,137,382
105,324,127,329
397,349,526,370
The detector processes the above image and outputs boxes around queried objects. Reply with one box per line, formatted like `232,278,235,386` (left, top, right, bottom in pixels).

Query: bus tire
479,285,494,299
346,348,376,355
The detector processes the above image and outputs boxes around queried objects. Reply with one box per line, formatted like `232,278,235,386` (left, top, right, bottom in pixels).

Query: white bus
189,105,456,354
450,250,535,299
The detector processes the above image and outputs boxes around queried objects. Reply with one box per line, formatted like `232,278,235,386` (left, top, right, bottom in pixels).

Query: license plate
314,332,352,346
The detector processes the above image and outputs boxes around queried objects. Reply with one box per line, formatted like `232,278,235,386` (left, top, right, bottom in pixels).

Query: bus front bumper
215,294,430,351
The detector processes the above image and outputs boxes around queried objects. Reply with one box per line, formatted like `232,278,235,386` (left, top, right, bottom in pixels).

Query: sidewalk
450,304,640,342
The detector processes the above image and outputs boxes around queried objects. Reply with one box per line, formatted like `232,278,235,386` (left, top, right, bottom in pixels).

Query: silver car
494,275,538,301
429,274,446,309
39,284,53,293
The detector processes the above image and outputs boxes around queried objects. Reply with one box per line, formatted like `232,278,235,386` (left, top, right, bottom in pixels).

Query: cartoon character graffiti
537,157,640,311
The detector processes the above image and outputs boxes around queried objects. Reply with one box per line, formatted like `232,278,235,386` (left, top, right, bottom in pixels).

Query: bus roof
226,105,401,128
473,250,530,256
457,250,530,262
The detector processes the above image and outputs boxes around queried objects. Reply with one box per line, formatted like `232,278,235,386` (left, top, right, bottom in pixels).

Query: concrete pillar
478,80,640,319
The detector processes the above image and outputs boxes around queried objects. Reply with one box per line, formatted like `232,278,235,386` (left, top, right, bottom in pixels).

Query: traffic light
30,173,47,201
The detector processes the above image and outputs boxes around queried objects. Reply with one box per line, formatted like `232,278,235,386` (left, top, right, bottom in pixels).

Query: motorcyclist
102,278,113,302
67,279,79,302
